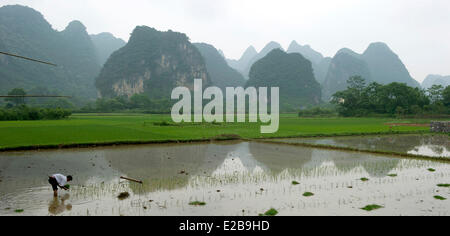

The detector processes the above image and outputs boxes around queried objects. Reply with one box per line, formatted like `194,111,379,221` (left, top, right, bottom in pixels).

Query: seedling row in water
60,159,448,215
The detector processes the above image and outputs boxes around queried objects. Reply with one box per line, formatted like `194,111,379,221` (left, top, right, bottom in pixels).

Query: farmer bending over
48,174,72,197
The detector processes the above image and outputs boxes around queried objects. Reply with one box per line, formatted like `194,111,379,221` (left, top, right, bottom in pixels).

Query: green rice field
0,113,437,150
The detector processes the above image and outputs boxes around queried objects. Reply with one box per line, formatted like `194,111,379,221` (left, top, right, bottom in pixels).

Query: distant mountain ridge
226,46,257,75
287,41,331,84
287,41,324,65
1,5,428,108
242,42,284,79
322,42,421,100
422,75,450,89
362,42,420,88
194,43,246,90
227,41,421,100
90,32,126,66
246,49,322,111
0,5,123,100
322,49,373,100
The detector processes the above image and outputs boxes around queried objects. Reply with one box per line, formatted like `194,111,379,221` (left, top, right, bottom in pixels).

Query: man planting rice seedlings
48,174,73,197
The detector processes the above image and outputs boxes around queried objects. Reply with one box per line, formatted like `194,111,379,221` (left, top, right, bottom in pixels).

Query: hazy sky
1,0,449,82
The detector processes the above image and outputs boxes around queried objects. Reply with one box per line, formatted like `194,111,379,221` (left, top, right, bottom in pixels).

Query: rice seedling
428,168,436,172
437,184,450,188
387,174,397,177
434,196,447,201
260,208,278,216
361,205,383,211
360,178,369,182
303,192,314,197
292,181,300,185
189,201,206,206
15,209,24,213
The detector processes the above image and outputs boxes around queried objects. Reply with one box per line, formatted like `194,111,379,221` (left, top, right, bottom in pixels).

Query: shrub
0,106,71,121
298,107,337,117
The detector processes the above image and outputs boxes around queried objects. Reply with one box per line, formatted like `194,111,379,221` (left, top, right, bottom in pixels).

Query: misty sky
1,0,449,82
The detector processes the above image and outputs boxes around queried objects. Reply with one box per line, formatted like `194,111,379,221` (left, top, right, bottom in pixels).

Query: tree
5,88,26,106
377,83,429,115
427,85,444,104
365,82,384,113
45,98,74,109
347,75,366,92
443,86,450,107
130,94,151,109
331,76,369,116
332,79,431,117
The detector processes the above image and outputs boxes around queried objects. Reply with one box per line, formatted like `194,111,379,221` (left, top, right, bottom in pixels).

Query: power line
0,51,57,66
0,95,71,98
0,51,69,99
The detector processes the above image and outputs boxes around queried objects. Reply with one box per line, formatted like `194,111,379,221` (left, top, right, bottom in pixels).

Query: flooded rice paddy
0,136,449,216
269,134,450,158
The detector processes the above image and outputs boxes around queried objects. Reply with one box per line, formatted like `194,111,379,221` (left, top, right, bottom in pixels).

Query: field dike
0,134,243,152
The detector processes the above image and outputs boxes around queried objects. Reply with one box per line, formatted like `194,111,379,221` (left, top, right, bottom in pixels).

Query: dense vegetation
298,107,337,117
332,76,450,117
1,87,76,108
0,88,72,121
0,106,71,121
79,94,172,114
246,49,322,112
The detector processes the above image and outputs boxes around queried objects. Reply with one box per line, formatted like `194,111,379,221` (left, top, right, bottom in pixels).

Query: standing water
269,134,450,158
0,140,449,216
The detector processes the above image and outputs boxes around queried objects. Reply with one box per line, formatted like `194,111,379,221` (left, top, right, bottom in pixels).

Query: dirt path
385,123,429,127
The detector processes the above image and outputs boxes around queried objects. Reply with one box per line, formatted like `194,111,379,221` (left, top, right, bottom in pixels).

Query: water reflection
103,142,236,193
270,134,449,158
210,142,267,176
0,140,449,216
408,145,447,157
249,143,400,177
100,142,403,194
48,194,72,215
0,141,407,196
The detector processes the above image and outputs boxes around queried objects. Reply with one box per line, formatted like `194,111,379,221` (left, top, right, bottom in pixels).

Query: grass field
0,113,436,150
